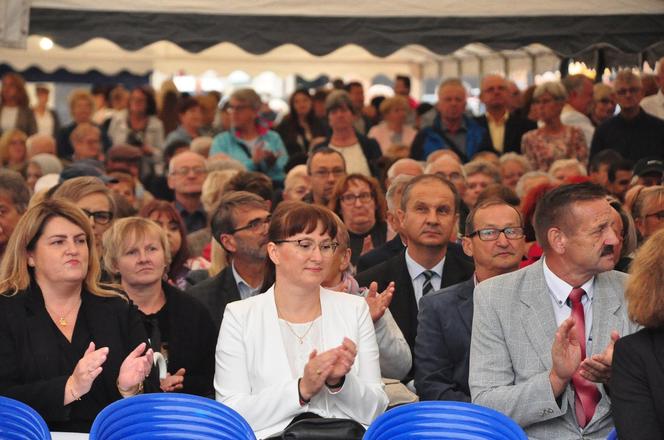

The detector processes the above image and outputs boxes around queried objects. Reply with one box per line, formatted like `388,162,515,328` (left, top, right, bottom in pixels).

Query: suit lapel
24,285,62,379
259,289,295,380
455,279,475,333
441,251,472,288
589,274,622,357
519,261,558,370
388,252,418,347
222,267,242,302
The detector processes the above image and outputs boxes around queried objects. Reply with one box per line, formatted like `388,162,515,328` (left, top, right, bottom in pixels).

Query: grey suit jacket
469,258,639,440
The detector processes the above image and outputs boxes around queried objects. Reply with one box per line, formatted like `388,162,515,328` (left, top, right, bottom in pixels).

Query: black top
136,282,216,397
186,266,242,332
590,110,664,162
0,281,156,432
348,221,387,267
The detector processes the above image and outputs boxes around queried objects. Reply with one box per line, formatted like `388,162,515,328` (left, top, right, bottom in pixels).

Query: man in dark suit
415,199,526,401
356,174,474,369
475,74,537,155
186,191,270,331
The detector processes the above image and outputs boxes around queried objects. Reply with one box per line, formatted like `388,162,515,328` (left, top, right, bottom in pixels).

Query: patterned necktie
421,270,436,296
568,287,601,428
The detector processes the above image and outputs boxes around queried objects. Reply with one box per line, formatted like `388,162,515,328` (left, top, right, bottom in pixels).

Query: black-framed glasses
644,210,664,221
615,87,641,96
467,227,525,241
274,239,339,255
340,192,373,204
230,215,271,234
82,209,114,225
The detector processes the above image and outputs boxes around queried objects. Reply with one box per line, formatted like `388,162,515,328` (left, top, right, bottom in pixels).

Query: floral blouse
520,125,588,171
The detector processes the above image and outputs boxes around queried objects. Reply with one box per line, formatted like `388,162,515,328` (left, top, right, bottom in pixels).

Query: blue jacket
410,113,487,162
210,129,288,183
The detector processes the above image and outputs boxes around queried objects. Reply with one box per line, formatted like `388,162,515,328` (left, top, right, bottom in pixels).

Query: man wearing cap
590,70,664,162
633,158,664,187
106,144,142,178
60,159,118,184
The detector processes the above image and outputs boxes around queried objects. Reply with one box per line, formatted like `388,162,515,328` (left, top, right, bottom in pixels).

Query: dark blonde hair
102,217,172,279
626,228,664,327
0,198,120,298
50,176,117,216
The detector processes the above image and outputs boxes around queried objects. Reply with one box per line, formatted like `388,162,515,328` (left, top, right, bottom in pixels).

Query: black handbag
265,414,366,440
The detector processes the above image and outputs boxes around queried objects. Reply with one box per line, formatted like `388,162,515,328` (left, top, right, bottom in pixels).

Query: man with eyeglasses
415,199,526,402
590,70,664,163
305,147,347,206
167,151,208,234
356,174,474,382
469,183,639,439
187,191,270,331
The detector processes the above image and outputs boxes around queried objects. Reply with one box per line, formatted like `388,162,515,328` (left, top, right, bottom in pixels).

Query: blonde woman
0,128,28,172
0,198,154,432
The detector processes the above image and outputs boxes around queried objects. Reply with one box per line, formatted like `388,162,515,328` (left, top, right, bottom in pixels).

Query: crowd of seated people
0,61,663,439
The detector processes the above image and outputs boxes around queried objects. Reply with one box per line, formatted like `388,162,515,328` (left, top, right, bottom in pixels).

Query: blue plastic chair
607,428,618,440
0,395,51,440
364,401,527,440
89,393,255,440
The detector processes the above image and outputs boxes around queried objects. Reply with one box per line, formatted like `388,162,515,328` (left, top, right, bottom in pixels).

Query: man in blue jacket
411,78,488,163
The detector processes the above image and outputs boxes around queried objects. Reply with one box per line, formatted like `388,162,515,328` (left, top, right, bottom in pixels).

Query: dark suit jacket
355,249,474,355
611,327,664,440
475,113,537,154
186,266,241,332
415,278,474,402
356,235,405,273
158,282,216,397
0,282,156,432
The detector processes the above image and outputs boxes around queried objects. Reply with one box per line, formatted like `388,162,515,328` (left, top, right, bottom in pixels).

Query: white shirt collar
542,257,594,307
404,248,446,282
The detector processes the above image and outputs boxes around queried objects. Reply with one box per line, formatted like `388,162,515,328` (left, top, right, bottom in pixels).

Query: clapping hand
66,342,108,403
580,331,619,384
117,342,154,393
299,349,339,401
549,317,582,397
365,281,394,322
160,368,186,392
326,338,357,387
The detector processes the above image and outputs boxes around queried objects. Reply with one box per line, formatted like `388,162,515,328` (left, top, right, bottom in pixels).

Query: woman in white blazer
214,201,388,439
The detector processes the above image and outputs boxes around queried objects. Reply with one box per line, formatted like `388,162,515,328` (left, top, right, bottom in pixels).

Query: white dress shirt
561,104,594,149
404,249,445,309
543,258,594,355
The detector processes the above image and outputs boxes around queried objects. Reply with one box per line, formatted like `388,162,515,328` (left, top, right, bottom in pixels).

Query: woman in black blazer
0,199,155,432
611,228,664,439
103,217,216,397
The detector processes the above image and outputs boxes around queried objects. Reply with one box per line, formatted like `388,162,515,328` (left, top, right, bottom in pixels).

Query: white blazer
214,286,388,439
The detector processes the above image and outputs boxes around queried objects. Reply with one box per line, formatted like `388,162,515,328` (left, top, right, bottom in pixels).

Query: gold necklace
283,319,317,345
45,297,81,327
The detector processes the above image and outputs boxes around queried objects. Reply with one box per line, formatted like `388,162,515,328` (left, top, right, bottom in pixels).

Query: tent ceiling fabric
28,4,664,64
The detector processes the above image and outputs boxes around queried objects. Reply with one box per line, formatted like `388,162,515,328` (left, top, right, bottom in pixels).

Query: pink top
368,122,417,156
521,125,588,172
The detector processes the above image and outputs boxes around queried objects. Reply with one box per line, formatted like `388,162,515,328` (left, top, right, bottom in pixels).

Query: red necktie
568,287,601,428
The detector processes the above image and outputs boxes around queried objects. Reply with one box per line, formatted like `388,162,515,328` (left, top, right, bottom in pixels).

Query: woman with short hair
215,201,388,438
0,198,155,432
368,95,417,158
103,217,216,397
520,81,588,171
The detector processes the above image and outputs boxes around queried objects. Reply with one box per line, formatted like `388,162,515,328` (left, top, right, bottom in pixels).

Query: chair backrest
89,393,255,440
607,428,618,440
363,401,527,440
0,395,51,440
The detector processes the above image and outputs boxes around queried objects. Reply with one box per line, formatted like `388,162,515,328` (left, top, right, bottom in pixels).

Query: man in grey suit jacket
415,198,526,401
469,183,640,440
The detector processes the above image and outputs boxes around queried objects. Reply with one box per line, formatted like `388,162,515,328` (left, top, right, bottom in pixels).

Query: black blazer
156,282,216,397
611,327,664,440
186,266,241,332
475,113,537,154
0,283,156,432
355,249,474,354
356,235,405,273
415,278,474,402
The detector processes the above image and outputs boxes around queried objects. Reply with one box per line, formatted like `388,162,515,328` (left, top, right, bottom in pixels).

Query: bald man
475,74,536,155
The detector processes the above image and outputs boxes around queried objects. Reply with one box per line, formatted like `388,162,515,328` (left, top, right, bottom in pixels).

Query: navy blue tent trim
29,8,664,66
0,63,150,87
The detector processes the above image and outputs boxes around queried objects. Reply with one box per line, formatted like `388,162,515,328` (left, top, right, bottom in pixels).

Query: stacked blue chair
89,393,255,440
607,428,618,440
0,395,51,440
364,401,527,439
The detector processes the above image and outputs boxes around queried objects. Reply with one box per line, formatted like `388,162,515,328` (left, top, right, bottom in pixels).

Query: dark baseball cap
633,158,664,177
107,144,142,161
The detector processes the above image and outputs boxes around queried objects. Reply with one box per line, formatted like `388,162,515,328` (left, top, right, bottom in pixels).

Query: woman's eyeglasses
340,192,373,204
82,209,114,225
274,239,339,255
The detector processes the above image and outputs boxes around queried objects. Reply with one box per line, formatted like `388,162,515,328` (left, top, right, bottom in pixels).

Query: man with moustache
415,199,526,402
356,174,475,378
187,191,270,331
469,182,639,439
